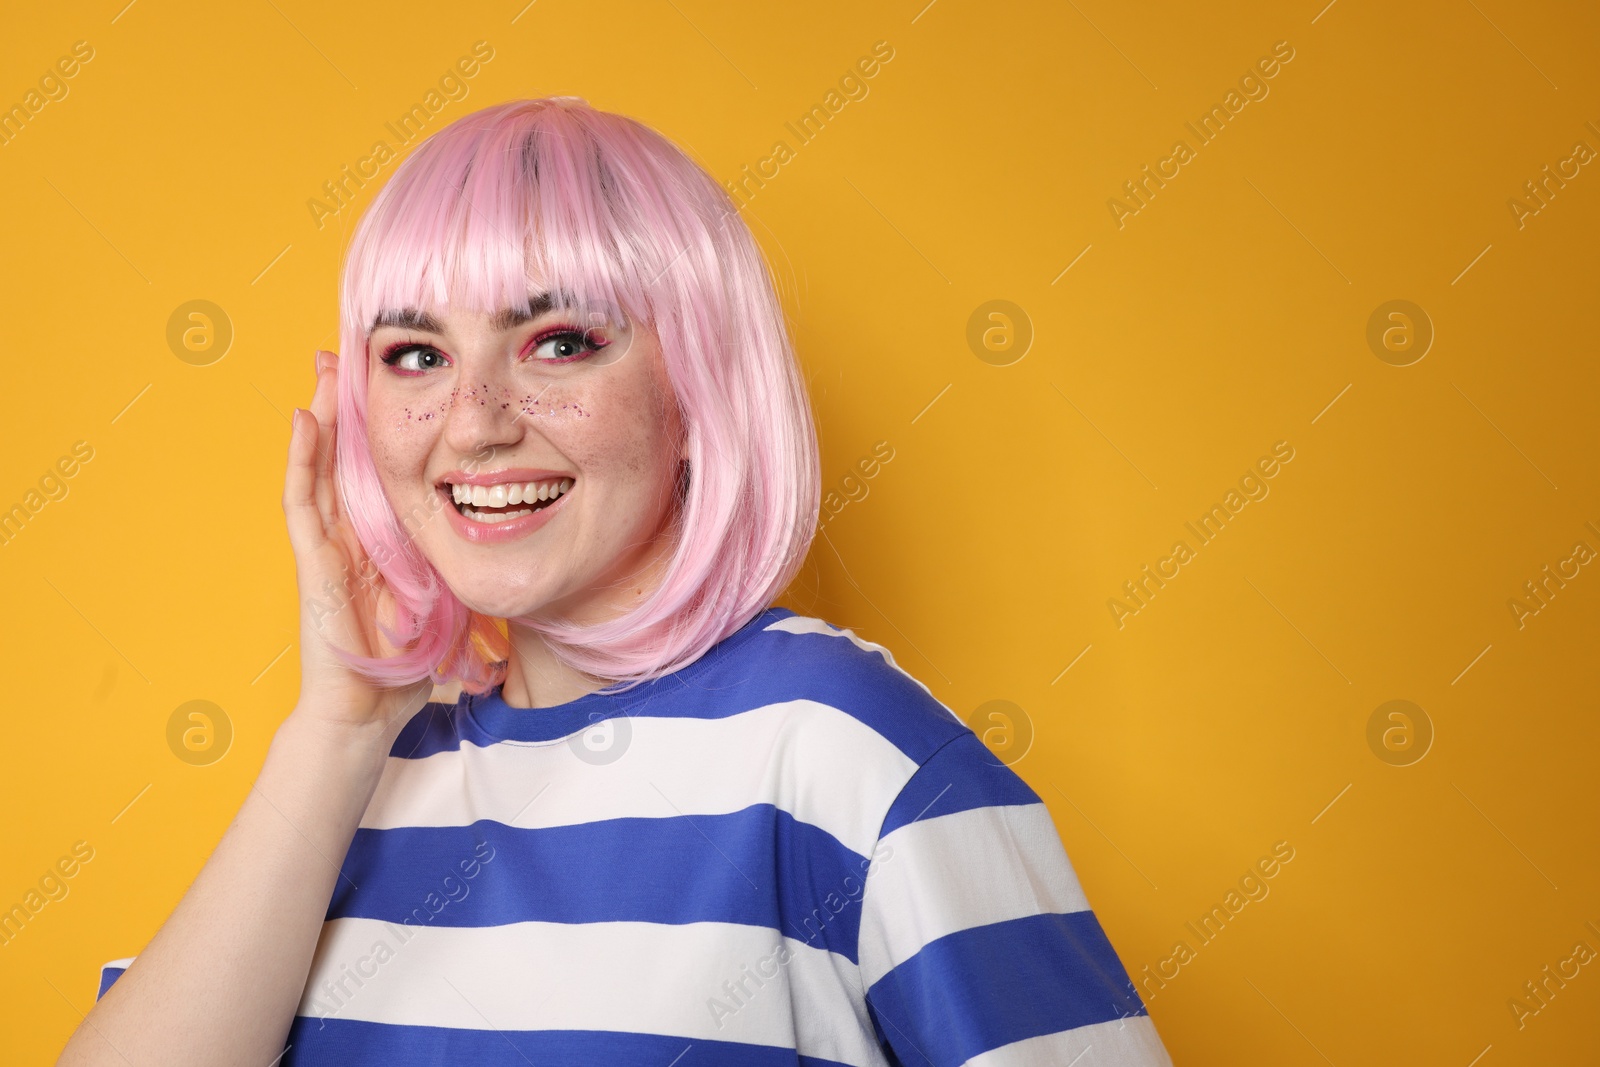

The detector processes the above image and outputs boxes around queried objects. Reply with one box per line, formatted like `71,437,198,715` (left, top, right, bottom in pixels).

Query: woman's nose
439,372,532,455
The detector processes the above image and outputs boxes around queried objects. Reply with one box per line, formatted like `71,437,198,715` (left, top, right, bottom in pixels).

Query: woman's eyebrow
490,291,558,329
370,291,563,333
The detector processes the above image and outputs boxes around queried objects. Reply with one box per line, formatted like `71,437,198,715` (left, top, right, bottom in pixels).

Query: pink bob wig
329,96,820,697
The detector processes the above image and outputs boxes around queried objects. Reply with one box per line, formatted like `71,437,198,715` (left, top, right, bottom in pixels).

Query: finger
310,353,341,531
283,408,329,557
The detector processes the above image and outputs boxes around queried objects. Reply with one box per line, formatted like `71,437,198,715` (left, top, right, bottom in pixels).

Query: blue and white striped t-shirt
98,606,1171,1066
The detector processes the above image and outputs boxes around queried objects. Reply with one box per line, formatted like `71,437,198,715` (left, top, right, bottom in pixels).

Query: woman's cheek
364,401,435,494
514,381,592,424
568,391,665,478
372,387,454,432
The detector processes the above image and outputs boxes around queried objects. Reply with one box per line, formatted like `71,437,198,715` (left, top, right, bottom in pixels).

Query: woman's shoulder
721,607,972,766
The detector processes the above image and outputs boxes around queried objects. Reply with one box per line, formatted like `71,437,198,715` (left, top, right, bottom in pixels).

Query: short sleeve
96,957,134,1000
856,732,1173,1067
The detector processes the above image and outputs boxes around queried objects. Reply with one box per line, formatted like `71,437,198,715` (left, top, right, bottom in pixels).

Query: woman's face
362,294,685,623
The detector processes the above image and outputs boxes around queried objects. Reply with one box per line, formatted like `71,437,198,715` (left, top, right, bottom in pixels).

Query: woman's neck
496,507,680,710
498,630,609,709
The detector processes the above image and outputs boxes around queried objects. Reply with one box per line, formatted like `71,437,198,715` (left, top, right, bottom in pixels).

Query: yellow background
3,0,1597,1063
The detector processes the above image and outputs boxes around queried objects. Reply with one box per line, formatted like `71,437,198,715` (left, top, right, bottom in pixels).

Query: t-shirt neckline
459,605,795,745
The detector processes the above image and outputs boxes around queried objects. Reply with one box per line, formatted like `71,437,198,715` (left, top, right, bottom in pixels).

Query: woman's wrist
241,707,396,894
271,705,398,796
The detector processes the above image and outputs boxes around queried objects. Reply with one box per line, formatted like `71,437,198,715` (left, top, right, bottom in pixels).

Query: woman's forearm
57,708,394,1067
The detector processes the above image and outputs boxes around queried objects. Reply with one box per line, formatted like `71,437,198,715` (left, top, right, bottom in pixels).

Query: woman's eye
380,344,447,374
530,329,606,363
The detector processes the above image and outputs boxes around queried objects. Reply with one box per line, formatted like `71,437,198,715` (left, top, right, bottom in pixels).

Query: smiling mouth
442,478,574,525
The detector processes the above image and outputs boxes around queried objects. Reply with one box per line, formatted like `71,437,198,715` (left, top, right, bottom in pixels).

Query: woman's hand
283,349,434,735
58,350,436,1067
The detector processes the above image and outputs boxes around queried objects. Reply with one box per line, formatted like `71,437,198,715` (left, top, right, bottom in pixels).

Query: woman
61,97,1172,1066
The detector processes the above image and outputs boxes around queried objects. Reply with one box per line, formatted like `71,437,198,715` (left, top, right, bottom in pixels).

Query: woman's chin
448,580,551,621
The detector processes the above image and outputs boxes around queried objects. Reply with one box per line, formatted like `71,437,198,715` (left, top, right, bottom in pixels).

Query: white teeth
461,505,533,524
447,477,574,519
